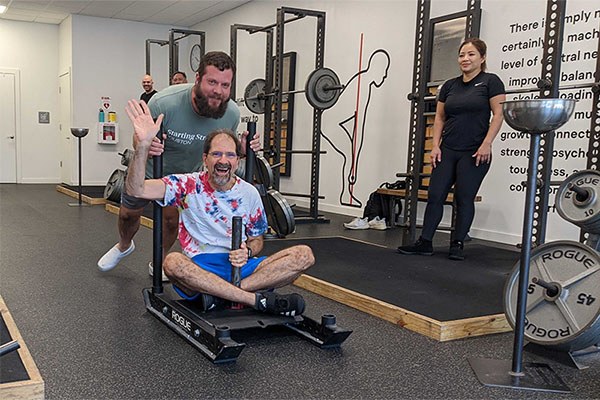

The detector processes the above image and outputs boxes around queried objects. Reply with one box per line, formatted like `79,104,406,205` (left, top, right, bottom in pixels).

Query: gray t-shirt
145,84,240,178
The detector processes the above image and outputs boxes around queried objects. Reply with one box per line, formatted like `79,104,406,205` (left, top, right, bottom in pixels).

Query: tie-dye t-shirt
159,171,268,257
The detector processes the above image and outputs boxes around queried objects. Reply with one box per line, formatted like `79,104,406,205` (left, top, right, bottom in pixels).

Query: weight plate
244,78,267,114
556,169,600,233
266,189,295,237
104,169,126,203
120,148,134,167
255,155,274,189
305,68,341,110
504,241,600,351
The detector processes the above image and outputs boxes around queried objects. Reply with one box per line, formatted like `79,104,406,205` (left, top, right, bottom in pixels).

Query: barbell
244,67,344,114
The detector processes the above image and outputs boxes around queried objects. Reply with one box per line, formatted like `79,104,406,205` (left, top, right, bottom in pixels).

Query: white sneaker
97,241,135,272
343,217,370,230
369,216,388,230
148,261,169,282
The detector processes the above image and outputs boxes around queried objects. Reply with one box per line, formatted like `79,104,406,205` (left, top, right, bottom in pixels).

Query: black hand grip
245,121,256,183
232,216,242,250
231,216,243,288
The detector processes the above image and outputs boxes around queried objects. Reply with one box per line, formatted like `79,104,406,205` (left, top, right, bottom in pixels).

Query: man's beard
194,88,228,119
211,163,233,187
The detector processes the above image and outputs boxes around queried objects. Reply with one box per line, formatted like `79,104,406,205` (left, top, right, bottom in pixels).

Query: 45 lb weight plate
504,241,600,351
244,78,267,114
305,67,341,110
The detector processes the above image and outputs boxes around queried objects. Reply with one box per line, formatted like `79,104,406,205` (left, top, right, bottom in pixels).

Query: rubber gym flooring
263,236,517,320
1,184,600,399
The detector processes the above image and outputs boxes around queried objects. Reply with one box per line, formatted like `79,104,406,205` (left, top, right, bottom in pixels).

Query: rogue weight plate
504,241,600,351
266,189,295,237
119,149,134,167
305,68,341,110
104,169,126,203
255,155,274,189
244,78,267,114
556,169,600,233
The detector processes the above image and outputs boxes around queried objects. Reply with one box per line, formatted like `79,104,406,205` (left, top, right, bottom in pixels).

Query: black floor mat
60,184,106,198
0,315,29,384
263,237,519,321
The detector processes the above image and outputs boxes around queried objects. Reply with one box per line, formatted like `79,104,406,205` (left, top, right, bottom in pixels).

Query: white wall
0,15,173,185
194,0,416,219
477,0,598,243
0,19,60,183
70,15,172,185
58,16,72,76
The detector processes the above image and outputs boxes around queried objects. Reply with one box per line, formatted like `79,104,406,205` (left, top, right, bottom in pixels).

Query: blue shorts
173,253,266,300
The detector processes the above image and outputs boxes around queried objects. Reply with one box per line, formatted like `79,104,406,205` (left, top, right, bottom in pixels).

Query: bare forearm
125,144,150,197
483,94,506,145
432,117,444,147
432,102,445,147
247,236,264,256
482,113,504,145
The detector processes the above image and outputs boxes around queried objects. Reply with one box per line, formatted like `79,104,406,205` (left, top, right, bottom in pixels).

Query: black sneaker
449,240,464,261
397,237,433,256
255,292,305,316
199,293,219,311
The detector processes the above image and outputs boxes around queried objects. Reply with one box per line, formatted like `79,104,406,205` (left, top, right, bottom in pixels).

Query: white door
0,72,17,183
59,72,73,184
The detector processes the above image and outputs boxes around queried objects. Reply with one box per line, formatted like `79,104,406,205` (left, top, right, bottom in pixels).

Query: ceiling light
0,5,6,14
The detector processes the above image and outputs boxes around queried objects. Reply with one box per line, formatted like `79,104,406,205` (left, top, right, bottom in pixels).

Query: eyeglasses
208,151,238,159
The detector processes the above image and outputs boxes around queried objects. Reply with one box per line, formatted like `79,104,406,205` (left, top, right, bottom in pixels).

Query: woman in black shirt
398,38,506,260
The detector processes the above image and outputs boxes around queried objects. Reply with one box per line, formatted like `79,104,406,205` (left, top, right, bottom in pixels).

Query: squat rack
233,7,329,224
229,23,274,155
145,28,205,82
274,7,329,224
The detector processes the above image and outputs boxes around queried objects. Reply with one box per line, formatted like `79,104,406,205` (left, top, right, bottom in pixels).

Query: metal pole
78,137,82,205
230,216,243,309
152,149,163,294
245,122,256,182
511,133,542,374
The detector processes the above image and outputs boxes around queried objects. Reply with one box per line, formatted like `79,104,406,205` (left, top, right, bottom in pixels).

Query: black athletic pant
421,146,490,242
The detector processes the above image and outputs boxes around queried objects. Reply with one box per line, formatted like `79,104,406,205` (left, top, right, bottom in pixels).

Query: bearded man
98,52,258,280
